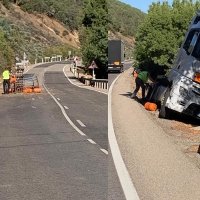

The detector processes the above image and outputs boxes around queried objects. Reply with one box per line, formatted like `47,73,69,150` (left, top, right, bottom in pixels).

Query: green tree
80,0,108,79
0,29,15,72
134,0,199,77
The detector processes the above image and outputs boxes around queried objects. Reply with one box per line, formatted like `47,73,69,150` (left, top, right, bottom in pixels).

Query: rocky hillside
9,5,80,48
0,3,80,66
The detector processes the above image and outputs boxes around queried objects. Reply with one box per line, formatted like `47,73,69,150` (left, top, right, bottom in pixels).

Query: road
0,62,107,200
108,61,133,200
108,61,133,88
110,65,200,200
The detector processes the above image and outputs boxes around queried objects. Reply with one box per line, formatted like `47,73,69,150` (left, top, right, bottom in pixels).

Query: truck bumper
166,91,200,118
182,103,200,118
108,65,123,72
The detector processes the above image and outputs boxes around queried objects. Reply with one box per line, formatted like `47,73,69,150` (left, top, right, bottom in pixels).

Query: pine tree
80,0,108,79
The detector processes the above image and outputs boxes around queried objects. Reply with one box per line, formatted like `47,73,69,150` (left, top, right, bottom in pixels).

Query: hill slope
108,0,146,56
0,3,79,66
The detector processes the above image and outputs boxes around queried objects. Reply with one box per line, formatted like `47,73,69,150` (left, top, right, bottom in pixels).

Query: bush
62,30,69,36
54,29,60,35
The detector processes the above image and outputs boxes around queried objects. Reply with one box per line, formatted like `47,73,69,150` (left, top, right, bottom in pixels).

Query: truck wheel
158,88,171,119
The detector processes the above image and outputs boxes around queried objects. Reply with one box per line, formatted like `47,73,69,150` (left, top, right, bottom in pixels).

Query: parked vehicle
108,39,125,73
147,11,200,119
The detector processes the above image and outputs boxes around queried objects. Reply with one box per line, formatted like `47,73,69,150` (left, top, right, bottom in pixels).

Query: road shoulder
111,67,200,199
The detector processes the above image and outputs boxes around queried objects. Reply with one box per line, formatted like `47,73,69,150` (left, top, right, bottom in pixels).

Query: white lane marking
57,98,60,101
31,106,36,109
63,66,107,95
100,149,108,155
42,70,86,136
87,139,96,144
76,120,86,127
32,98,35,100
108,73,140,200
64,106,69,110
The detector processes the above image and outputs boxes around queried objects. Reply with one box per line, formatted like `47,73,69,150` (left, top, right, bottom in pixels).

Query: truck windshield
183,31,199,55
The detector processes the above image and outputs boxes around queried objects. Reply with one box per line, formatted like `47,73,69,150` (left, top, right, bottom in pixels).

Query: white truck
147,11,200,119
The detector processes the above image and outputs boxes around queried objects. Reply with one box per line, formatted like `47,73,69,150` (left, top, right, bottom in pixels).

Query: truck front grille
192,85,200,96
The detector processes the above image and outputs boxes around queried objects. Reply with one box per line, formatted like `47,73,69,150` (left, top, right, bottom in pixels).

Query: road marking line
42,80,86,136
100,149,108,155
76,120,86,127
57,98,60,101
108,73,140,200
87,139,96,144
31,106,36,108
64,106,69,110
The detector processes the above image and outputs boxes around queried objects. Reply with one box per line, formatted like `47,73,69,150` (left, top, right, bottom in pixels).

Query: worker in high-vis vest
131,71,150,100
2,67,10,94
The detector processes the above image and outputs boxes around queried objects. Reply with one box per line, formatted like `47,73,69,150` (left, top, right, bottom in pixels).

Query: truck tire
158,88,171,119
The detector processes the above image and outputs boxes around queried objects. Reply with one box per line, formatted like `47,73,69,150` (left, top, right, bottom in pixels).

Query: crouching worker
131,70,152,100
2,67,10,94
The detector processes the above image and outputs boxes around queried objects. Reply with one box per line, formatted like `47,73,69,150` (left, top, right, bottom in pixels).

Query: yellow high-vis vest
3,70,10,80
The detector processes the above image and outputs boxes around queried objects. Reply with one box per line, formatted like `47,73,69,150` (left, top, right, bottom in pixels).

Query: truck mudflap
159,88,171,119
108,64,124,72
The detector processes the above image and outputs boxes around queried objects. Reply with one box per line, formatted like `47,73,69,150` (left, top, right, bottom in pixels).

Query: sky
119,0,173,13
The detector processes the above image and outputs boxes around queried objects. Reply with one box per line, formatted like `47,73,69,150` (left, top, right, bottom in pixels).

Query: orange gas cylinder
10,76,16,83
23,88,32,93
133,70,138,77
33,87,41,93
144,102,157,111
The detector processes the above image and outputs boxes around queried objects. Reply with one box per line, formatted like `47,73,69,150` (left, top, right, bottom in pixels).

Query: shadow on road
120,92,146,106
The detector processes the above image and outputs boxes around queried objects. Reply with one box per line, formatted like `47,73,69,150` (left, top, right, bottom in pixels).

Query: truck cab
148,12,200,119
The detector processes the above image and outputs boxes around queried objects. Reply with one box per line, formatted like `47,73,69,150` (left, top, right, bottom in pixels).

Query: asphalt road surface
0,62,107,200
108,61,133,88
